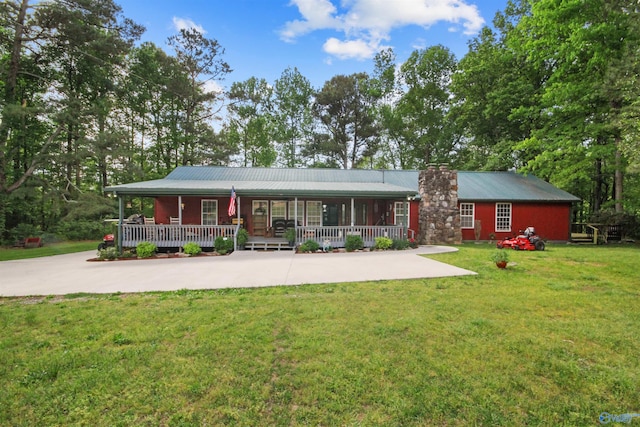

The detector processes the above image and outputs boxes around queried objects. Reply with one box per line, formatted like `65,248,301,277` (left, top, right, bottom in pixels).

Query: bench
24,237,43,249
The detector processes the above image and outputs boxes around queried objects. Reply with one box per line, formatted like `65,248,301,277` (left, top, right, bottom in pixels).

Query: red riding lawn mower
98,234,115,251
496,226,545,251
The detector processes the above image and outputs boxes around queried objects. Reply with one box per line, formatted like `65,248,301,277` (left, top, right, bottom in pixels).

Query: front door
323,203,339,226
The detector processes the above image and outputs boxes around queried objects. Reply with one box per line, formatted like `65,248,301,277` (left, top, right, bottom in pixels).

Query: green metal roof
105,166,416,198
457,171,580,202
104,166,580,202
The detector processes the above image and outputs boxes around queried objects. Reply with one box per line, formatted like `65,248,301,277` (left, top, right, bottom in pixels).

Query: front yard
0,244,638,425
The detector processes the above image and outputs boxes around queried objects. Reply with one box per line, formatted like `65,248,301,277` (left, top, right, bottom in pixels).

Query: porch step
570,233,595,244
246,238,294,251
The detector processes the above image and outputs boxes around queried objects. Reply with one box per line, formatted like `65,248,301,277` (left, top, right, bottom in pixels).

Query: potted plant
491,249,509,269
284,228,296,247
236,228,249,250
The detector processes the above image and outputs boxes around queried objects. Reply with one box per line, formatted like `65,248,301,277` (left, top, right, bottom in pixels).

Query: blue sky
119,0,509,90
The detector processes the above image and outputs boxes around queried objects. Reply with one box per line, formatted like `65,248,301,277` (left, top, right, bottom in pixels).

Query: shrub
236,228,249,247
98,247,119,260
136,241,157,258
297,243,310,253
183,242,202,256
374,236,393,250
8,223,41,244
392,239,410,250
55,220,109,240
284,228,296,243
214,236,233,255
345,234,364,252
304,239,320,252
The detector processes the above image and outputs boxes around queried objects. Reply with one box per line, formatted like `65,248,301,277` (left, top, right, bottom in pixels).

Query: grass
0,243,638,425
0,241,99,261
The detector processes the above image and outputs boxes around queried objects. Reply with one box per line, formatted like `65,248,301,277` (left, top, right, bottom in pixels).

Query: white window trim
495,202,512,232
306,201,323,226
201,199,218,225
460,203,475,229
393,201,409,226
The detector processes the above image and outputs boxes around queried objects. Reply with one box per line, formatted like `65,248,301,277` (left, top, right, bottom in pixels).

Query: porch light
181,203,185,210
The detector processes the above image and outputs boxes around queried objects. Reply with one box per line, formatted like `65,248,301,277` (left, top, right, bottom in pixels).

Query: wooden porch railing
121,224,235,248
294,225,411,248
119,224,416,250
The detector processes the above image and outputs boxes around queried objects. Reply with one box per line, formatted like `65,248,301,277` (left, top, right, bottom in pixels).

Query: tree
167,27,231,166
313,73,378,169
272,67,315,167
226,77,276,167
397,45,458,168
449,0,544,171
0,0,142,240
514,0,639,214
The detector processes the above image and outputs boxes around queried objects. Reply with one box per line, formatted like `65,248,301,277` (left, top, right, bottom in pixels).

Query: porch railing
121,224,235,248
295,225,409,248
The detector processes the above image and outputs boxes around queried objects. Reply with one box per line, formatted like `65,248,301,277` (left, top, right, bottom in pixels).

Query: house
104,166,579,250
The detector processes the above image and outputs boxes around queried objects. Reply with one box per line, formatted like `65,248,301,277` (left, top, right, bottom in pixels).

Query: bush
304,239,320,252
214,236,234,255
136,241,157,258
8,223,40,244
374,236,393,250
236,228,249,247
98,247,119,260
55,220,108,240
183,242,202,256
345,234,364,252
297,243,311,253
392,239,410,250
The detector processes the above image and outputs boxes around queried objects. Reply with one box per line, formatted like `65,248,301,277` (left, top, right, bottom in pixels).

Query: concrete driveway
0,246,476,297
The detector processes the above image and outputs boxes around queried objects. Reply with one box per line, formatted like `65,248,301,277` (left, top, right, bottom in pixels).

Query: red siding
461,202,572,241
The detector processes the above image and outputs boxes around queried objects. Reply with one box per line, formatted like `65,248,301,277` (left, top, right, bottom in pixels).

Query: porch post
350,198,355,227
294,197,298,243
117,195,123,254
234,195,240,251
405,198,410,239
178,196,183,224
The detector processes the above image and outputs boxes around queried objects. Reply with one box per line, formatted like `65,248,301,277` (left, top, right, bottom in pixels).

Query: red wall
460,202,572,241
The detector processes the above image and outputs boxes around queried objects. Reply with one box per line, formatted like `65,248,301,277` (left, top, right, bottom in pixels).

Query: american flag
228,186,236,217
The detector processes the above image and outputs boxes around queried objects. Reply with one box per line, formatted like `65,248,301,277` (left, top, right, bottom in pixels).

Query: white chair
169,217,180,225
144,216,156,225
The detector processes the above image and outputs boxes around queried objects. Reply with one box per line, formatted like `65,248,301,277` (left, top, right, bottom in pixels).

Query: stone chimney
418,164,462,245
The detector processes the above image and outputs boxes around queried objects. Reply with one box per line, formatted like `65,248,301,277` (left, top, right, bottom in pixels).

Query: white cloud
172,17,207,34
323,38,377,60
280,0,485,60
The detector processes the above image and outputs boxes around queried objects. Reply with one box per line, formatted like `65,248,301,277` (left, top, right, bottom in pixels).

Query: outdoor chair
272,219,286,237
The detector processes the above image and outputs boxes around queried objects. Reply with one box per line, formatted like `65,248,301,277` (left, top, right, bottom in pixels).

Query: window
287,201,305,225
306,201,322,226
394,201,409,226
495,203,512,232
355,203,367,225
201,200,218,225
270,200,286,221
253,200,268,216
460,203,475,229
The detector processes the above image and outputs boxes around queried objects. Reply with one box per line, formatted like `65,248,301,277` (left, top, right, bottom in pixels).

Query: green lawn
0,241,99,261
0,244,638,426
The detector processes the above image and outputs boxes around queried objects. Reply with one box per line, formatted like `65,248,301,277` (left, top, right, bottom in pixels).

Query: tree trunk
614,146,623,213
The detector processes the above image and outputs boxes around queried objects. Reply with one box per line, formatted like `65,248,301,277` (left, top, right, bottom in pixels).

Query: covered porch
104,166,420,252
118,223,412,251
